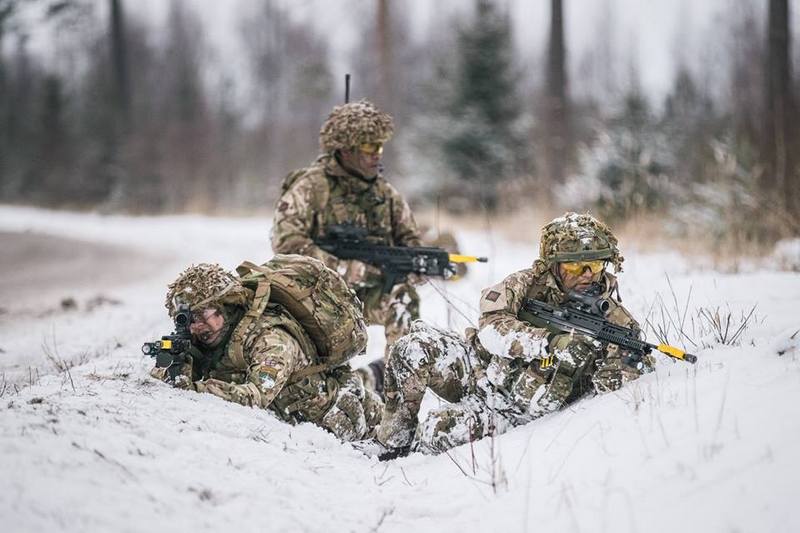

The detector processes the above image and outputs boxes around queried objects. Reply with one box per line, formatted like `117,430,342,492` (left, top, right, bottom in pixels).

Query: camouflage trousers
358,282,420,354
152,365,383,443
377,322,646,455
377,322,529,454
318,367,384,442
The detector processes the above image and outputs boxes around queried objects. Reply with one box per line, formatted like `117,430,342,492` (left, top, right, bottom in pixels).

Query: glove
172,374,195,390
549,333,597,354
406,273,428,287
167,354,194,385
337,259,382,286
592,356,645,393
150,354,193,385
195,379,263,407
547,333,598,375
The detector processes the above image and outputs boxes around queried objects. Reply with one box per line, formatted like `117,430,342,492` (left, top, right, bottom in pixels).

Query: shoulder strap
287,363,332,383
227,279,271,369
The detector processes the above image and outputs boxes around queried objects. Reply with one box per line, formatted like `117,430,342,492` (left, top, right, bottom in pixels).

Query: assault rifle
141,304,196,380
315,224,488,293
519,293,698,365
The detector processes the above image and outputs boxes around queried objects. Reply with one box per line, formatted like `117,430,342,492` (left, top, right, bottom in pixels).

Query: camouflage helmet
319,99,394,152
165,263,252,317
539,212,624,271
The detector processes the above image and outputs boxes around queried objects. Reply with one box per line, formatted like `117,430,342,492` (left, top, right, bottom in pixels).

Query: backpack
231,254,368,371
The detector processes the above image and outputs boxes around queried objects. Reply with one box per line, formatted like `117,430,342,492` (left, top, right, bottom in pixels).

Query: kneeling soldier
271,100,423,352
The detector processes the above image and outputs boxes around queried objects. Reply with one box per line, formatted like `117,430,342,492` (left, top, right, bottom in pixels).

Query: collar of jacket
323,152,381,193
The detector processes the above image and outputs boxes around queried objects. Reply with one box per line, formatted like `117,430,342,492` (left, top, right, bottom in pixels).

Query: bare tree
109,0,130,128
729,5,764,150
543,0,571,190
240,0,333,200
376,0,394,113
348,1,425,178
0,0,20,195
764,0,797,215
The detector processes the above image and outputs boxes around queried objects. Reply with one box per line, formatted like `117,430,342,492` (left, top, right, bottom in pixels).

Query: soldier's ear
335,148,349,161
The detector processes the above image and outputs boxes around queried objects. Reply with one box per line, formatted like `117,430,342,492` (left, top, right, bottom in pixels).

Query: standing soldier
148,255,383,442
271,100,423,353
373,213,659,458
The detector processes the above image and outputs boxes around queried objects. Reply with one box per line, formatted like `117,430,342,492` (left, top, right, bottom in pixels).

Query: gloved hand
549,332,595,351
172,374,195,390
547,333,599,375
168,353,194,386
337,259,382,286
406,273,428,287
592,356,645,393
150,354,193,386
195,379,263,407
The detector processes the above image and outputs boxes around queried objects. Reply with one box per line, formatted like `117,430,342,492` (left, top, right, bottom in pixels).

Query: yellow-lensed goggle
358,142,384,155
560,260,606,276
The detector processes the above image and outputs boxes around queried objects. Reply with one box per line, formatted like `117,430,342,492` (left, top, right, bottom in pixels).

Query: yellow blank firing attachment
656,344,698,364
160,339,173,350
539,356,555,370
448,254,489,263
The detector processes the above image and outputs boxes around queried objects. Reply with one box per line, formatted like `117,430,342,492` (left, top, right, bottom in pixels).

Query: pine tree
438,0,530,210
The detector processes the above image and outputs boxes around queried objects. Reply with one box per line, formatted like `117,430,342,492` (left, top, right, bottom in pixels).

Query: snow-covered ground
1,205,798,533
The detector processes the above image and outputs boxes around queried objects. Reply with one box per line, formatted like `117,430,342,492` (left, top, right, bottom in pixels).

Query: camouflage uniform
377,213,654,455
271,100,422,350
151,263,383,442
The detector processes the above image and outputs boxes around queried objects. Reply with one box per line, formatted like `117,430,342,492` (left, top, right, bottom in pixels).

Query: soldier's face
558,262,602,292
190,307,225,346
340,145,383,178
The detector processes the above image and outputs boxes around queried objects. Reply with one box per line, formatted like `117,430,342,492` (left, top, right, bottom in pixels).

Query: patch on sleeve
278,200,290,212
485,290,501,302
258,366,280,390
480,283,509,313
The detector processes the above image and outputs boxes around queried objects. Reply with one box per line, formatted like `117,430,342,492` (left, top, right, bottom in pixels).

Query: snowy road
0,205,799,533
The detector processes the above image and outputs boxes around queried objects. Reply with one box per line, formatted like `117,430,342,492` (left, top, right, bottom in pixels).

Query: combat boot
350,437,410,460
356,359,386,400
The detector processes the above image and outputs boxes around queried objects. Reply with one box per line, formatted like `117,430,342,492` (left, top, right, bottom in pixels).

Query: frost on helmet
538,212,624,272
165,263,251,317
318,99,394,152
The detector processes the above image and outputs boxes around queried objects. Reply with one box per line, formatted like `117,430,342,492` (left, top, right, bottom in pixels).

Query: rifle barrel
448,254,488,263
655,343,698,363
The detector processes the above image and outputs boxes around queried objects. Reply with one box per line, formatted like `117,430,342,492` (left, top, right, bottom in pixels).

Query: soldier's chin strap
334,150,378,183
552,263,567,292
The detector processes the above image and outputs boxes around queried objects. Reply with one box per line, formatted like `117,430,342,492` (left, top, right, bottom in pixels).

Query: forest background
1,0,799,261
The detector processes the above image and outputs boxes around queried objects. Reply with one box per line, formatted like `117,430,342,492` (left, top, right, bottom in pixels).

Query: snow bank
1,206,799,532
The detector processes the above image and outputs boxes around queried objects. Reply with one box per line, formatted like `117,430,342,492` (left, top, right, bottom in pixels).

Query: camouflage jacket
475,260,642,396
184,304,340,423
270,154,421,285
